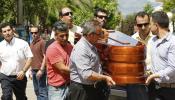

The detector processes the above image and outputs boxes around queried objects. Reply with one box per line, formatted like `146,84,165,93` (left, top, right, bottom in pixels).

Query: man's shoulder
15,37,28,44
131,32,139,38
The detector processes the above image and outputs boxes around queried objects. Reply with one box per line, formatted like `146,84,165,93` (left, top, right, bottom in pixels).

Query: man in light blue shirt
146,11,175,100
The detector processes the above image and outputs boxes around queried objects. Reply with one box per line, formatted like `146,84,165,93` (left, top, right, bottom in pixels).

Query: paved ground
0,79,37,100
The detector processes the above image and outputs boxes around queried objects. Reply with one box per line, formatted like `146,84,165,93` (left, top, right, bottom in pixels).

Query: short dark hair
151,11,169,28
94,8,108,17
0,22,13,32
135,11,150,24
81,19,101,36
53,20,68,33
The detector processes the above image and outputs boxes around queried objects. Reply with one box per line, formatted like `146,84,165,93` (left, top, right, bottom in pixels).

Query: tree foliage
162,0,175,12
0,0,16,24
144,2,154,15
1,0,121,30
119,14,136,36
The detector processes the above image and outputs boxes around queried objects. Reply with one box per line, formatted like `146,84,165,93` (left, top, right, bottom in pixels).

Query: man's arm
17,57,33,80
88,71,115,86
53,61,70,75
36,54,46,78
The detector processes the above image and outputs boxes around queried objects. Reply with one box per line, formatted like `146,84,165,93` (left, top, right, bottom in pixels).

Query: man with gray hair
69,20,115,100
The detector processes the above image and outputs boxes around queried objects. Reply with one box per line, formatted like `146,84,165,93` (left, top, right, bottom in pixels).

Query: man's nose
141,25,145,30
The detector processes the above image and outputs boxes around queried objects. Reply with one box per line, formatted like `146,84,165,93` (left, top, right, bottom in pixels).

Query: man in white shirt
0,23,33,100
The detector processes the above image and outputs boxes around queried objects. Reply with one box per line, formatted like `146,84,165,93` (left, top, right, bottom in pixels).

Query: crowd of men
0,6,175,100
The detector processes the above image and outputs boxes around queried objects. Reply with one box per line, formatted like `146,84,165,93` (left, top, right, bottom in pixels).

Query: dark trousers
68,81,109,100
0,73,27,100
126,84,148,100
148,82,175,100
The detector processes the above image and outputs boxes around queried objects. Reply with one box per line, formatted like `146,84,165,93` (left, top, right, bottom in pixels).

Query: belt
159,83,175,88
71,81,96,89
8,75,17,78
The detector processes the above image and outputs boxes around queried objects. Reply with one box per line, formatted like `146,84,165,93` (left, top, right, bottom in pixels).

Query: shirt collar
135,31,153,44
32,36,41,44
81,36,96,50
153,32,172,41
4,37,15,46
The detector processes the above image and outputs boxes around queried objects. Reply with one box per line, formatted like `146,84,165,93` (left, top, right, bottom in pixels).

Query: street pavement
0,79,37,100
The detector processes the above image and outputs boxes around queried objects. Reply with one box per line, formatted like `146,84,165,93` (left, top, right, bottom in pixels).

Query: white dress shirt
0,37,33,75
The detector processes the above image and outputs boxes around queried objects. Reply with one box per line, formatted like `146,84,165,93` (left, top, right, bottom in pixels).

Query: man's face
1,26,14,42
30,27,40,41
96,11,107,27
136,15,150,36
150,17,158,35
60,8,73,29
55,31,68,46
89,27,103,44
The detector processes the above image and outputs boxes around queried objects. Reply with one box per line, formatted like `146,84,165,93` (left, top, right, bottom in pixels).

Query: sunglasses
31,32,38,34
62,12,73,16
97,15,108,19
137,23,149,27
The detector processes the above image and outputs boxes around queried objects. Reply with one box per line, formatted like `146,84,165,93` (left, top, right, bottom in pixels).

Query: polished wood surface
112,75,145,85
107,43,146,85
108,62,145,75
95,32,146,85
109,54,145,63
109,44,146,55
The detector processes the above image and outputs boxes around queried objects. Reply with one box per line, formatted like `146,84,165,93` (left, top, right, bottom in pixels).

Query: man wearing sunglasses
46,20,73,100
29,26,48,100
58,7,82,45
94,8,108,28
132,11,153,74
128,11,153,100
93,8,109,43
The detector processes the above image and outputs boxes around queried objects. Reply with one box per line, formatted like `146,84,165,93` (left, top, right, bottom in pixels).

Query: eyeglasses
62,12,73,16
31,32,38,34
137,23,149,27
97,15,108,19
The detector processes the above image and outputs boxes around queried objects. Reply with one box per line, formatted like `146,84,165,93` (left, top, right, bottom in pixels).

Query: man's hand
36,70,43,79
16,70,25,80
105,75,116,86
146,74,160,85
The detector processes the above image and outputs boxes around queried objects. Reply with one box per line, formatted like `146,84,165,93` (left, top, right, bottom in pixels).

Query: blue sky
118,0,163,16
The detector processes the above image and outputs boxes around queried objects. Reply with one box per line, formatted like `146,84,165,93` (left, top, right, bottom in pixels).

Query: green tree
67,0,121,29
44,0,121,29
0,0,16,24
1,0,121,30
162,0,175,12
23,0,48,26
144,2,154,15
119,14,136,35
